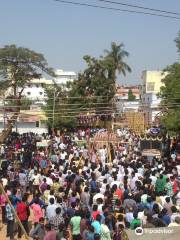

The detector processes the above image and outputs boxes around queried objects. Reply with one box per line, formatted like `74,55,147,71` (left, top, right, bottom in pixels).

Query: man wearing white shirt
46,198,57,220
99,145,107,167
125,208,134,224
110,176,120,188
93,189,104,204
130,172,138,191
150,171,157,186
46,176,53,186
32,171,41,194
59,142,66,150
60,150,67,161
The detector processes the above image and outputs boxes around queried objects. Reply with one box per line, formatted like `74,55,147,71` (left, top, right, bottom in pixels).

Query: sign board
150,128,160,135
142,149,161,157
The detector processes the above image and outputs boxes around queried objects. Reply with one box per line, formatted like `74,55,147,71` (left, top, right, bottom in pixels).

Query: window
147,82,155,92
39,92,43,95
27,92,31,95
35,121,39,127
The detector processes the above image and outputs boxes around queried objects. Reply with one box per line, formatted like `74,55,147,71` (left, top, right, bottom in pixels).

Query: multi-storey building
140,70,167,125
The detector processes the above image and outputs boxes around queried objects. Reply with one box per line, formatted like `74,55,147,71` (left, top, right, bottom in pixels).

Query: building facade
115,85,140,113
18,69,76,101
141,70,167,125
0,110,48,134
0,69,77,134
20,78,53,101
116,85,140,100
54,69,76,85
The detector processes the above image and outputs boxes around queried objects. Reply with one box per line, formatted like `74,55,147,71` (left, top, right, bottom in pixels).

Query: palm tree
104,42,131,129
104,42,131,90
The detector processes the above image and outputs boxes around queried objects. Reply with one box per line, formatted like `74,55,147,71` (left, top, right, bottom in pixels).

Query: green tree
128,89,136,101
44,42,131,128
44,84,77,129
104,42,131,87
0,45,54,96
0,45,54,142
4,96,33,110
159,63,180,133
175,31,180,55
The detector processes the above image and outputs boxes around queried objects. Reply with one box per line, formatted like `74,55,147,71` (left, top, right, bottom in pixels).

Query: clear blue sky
0,0,179,84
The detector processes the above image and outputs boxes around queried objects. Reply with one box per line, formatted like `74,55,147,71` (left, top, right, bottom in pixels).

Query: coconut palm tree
104,42,131,91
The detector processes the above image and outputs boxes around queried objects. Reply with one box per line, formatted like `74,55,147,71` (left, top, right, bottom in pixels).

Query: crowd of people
0,128,180,240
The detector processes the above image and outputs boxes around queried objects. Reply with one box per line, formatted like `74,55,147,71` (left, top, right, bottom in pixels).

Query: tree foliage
104,42,131,82
128,89,136,101
44,42,131,128
4,96,33,110
44,84,77,128
175,31,180,55
159,63,180,133
0,44,54,96
0,45,54,142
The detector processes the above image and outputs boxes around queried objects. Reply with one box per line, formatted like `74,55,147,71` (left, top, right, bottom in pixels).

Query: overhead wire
1,99,180,108
1,96,112,101
2,94,180,101
95,0,180,16
1,103,180,115
53,0,180,20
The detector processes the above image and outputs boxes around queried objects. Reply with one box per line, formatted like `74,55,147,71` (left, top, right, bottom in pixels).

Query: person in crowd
100,218,112,239
44,223,57,240
0,188,7,224
49,207,64,231
70,210,82,240
91,214,101,235
16,195,30,238
130,212,141,230
46,197,57,220
30,217,46,240
31,198,44,226
6,198,15,240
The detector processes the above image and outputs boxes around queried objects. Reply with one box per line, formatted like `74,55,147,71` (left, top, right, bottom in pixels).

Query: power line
2,97,180,102
1,100,180,109
3,102,112,106
96,0,180,16
1,96,112,101
53,0,180,20
1,103,180,115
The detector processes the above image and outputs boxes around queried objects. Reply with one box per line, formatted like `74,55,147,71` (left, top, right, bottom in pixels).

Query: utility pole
52,89,56,129
3,99,6,130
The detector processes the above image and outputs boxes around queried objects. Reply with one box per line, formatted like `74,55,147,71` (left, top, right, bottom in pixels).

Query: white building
141,70,167,125
0,110,48,134
21,78,53,101
18,69,76,101
116,100,140,113
0,69,76,134
142,93,161,124
54,69,76,85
